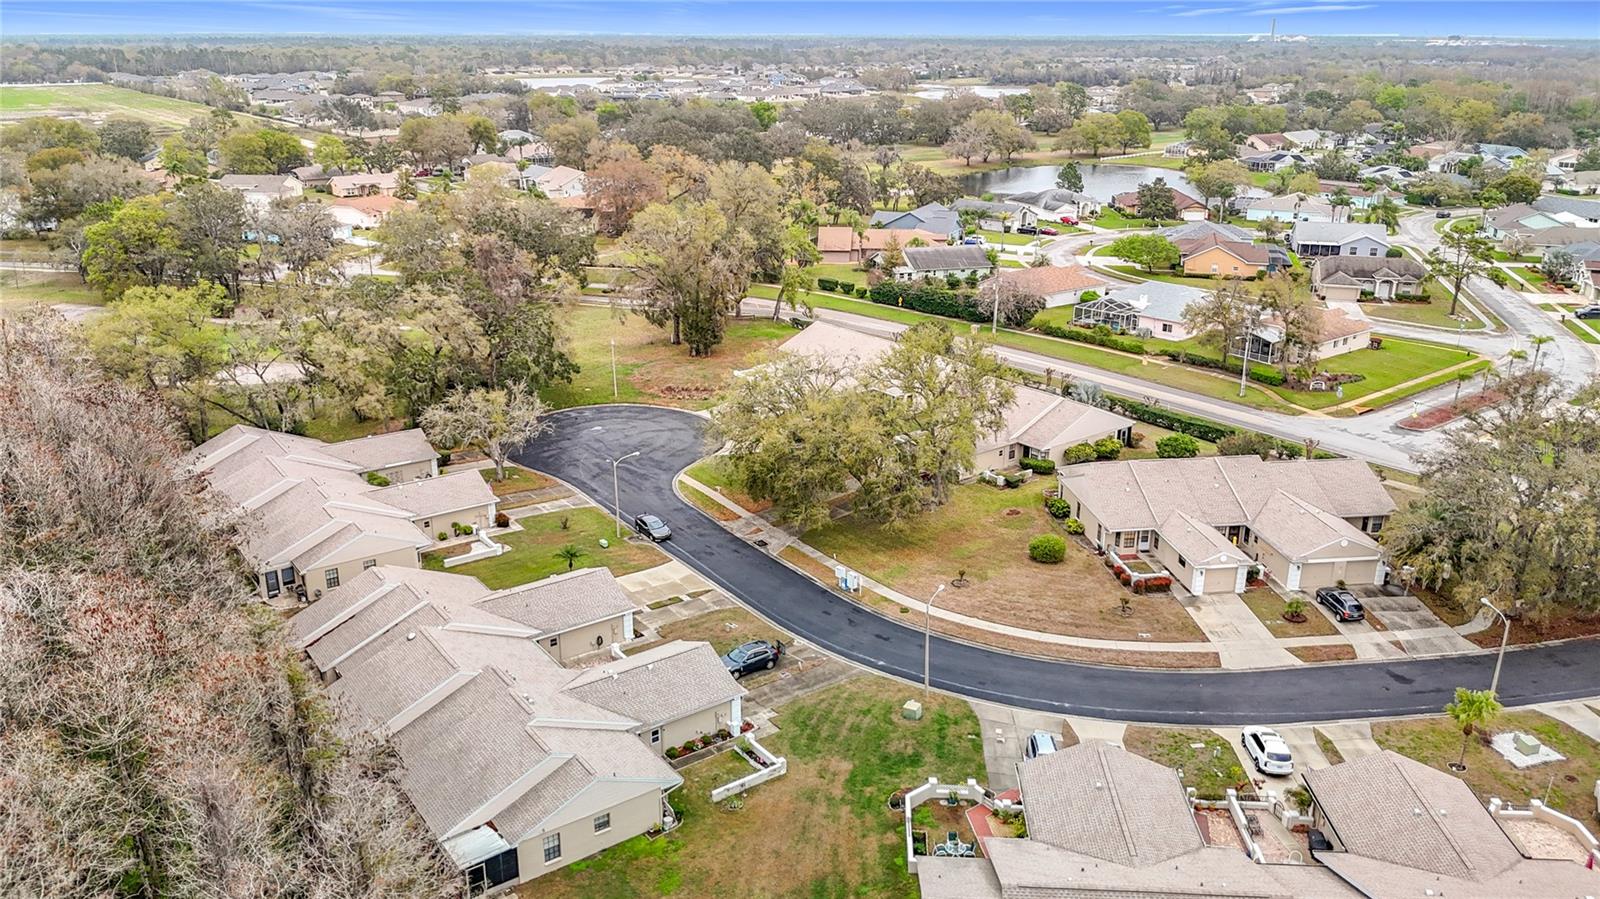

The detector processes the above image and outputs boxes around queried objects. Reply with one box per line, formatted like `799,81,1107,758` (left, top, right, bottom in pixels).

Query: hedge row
869,281,989,323
1154,349,1287,387
1032,321,1146,355
1112,397,1237,443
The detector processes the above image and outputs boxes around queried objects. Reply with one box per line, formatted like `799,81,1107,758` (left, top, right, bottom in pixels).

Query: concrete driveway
1359,593,1478,655
970,699,1076,792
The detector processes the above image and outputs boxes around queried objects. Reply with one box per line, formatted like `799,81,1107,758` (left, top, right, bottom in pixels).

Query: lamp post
610,338,619,398
1480,597,1512,698
923,583,947,705
609,451,640,540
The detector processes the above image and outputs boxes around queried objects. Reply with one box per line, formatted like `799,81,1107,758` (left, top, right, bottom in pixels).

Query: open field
1373,711,1600,825
0,270,102,312
542,305,793,410
0,83,284,132
805,479,1209,643
421,507,665,588
528,676,986,899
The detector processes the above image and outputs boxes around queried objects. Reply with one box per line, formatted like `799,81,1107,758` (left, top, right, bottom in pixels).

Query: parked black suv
1573,305,1600,321
1315,587,1365,621
721,640,784,677
632,513,672,541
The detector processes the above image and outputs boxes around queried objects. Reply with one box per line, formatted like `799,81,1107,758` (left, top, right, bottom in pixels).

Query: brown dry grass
1240,587,1338,638
1464,608,1600,648
1288,644,1357,663
805,480,1208,643
632,607,790,658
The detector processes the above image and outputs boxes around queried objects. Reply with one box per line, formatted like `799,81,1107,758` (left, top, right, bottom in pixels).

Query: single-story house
1243,132,1292,152
1250,306,1373,363
1112,187,1207,221
1312,255,1426,300
917,740,1600,899
328,194,404,229
815,226,948,264
1289,221,1391,257
778,322,1134,471
1358,164,1416,185
187,426,499,603
1058,456,1395,593
1317,182,1392,210
1003,188,1100,221
1283,128,1332,150
989,263,1113,307
218,173,304,207
534,165,587,199
894,244,993,282
1241,151,1311,173
505,142,556,165
288,564,745,893
1174,233,1280,277
291,163,333,189
329,171,399,198
1157,220,1254,244
1071,281,1212,340
869,202,961,240
951,198,1037,232
1244,192,1335,223
1534,194,1600,225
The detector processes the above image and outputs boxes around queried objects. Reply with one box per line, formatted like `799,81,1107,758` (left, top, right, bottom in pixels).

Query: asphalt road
515,404,1600,725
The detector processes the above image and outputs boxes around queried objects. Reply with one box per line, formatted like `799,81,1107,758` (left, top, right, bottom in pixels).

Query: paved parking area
971,699,1077,793
1358,593,1478,655
1183,593,1300,669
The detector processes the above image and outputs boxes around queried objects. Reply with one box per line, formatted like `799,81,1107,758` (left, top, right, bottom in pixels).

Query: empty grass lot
542,305,793,410
1123,726,1250,800
527,676,986,899
1373,711,1600,825
0,83,283,132
421,507,664,588
805,479,1208,643
0,271,103,312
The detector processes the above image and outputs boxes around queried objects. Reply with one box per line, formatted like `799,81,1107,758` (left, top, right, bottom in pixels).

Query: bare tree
420,381,550,481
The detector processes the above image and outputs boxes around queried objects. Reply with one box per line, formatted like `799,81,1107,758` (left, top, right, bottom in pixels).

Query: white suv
1241,726,1294,776
1024,731,1060,760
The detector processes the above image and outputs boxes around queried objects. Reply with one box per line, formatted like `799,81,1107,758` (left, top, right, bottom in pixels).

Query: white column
622,610,634,641
730,696,742,729
1287,563,1302,592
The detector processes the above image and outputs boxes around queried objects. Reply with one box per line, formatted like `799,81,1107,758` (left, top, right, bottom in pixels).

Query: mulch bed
1397,388,1502,431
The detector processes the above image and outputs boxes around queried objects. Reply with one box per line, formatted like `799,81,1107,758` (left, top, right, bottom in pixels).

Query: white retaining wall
709,736,787,803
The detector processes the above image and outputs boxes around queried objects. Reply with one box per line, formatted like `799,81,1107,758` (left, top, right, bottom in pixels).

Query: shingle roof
1158,220,1253,243
363,470,495,519
474,567,638,636
218,174,298,194
1158,510,1248,567
318,429,436,471
564,642,745,728
1534,195,1600,220
1018,740,1204,865
902,244,992,272
995,264,1111,295
1250,489,1378,559
1291,221,1390,247
1175,233,1271,265
1313,255,1426,285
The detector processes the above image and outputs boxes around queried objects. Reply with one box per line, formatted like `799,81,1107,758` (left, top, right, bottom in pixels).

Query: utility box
902,700,924,721
1513,733,1543,756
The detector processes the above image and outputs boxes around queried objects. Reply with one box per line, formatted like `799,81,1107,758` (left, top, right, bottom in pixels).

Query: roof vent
1412,807,1424,817
405,632,416,641
1094,781,1104,790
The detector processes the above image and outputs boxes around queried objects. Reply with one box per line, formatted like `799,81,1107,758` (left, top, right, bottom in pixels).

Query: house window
324,568,340,589
1161,323,1172,333
422,519,431,531
548,636,559,647
542,833,561,864
1178,556,1188,568
264,569,280,597
1369,248,1379,256
593,813,611,834
1007,447,1015,460
649,727,661,744
362,559,377,570
281,566,296,587
1346,246,1357,255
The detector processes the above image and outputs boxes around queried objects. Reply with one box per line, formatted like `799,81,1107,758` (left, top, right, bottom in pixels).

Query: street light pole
923,583,947,705
1481,597,1512,697
610,338,618,399
609,451,640,540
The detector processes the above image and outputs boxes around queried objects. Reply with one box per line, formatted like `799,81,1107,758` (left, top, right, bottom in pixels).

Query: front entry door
1137,531,1152,551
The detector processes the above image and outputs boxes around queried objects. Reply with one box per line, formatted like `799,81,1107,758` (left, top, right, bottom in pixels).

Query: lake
518,76,612,90
957,163,1270,204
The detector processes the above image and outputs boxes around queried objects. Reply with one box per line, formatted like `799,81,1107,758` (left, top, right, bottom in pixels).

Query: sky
2,0,1597,39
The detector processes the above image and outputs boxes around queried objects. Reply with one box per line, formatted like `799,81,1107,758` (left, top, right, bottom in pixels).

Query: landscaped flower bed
1104,552,1173,593
664,723,753,766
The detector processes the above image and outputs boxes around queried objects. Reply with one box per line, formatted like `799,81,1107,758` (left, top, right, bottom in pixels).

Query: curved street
515,404,1600,725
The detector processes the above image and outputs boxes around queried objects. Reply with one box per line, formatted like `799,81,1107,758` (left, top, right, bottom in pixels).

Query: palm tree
1506,348,1528,371
1367,196,1401,234
554,544,586,571
1453,370,1474,405
1444,687,1502,770
1530,335,1555,370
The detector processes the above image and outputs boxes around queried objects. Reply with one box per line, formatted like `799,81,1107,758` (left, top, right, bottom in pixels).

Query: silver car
1024,731,1060,760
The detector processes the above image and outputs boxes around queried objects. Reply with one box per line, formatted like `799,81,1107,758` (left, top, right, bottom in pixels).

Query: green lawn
1124,726,1250,800
541,306,794,410
977,229,1039,246
1362,279,1487,330
1289,336,1481,410
811,262,868,287
0,271,103,311
1105,264,1222,290
1373,711,1600,825
1564,319,1600,344
529,677,987,899
683,455,765,513
1091,209,1181,230
421,507,666,588
749,284,927,325
0,83,283,132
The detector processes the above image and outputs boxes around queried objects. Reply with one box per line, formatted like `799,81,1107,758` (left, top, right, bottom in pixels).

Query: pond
911,83,1031,100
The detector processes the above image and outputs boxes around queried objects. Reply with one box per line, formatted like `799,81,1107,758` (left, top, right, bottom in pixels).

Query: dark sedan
721,640,784,678
1573,305,1600,320
1315,587,1365,621
632,513,672,541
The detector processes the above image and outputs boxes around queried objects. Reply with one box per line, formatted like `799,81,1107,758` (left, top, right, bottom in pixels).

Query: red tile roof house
990,264,1114,307
815,226,949,265
1112,187,1208,221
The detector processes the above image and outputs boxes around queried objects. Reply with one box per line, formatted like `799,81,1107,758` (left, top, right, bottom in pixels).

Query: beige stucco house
1057,456,1396,594
188,425,494,603
288,565,746,894
779,321,1134,472
1312,255,1426,301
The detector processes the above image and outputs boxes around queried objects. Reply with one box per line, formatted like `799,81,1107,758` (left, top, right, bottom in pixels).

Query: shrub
436,531,448,541
682,741,699,754
1001,472,1026,489
1033,320,1145,354
1092,436,1122,460
1045,496,1071,519
1063,517,1085,535
1077,289,1100,303
1216,431,1278,459
1156,348,1286,386
451,521,469,536
1385,247,1404,258
1156,433,1201,458
437,451,452,466
1019,456,1056,474
854,285,869,298
1128,430,1147,448
665,746,682,759
363,471,391,487
494,511,510,528
1062,442,1098,465
1114,398,1235,443
869,280,988,323
1028,534,1067,563
817,277,839,292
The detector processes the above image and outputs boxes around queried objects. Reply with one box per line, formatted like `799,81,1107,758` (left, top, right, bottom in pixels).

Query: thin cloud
1170,6,1240,17
1250,3,1376,13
